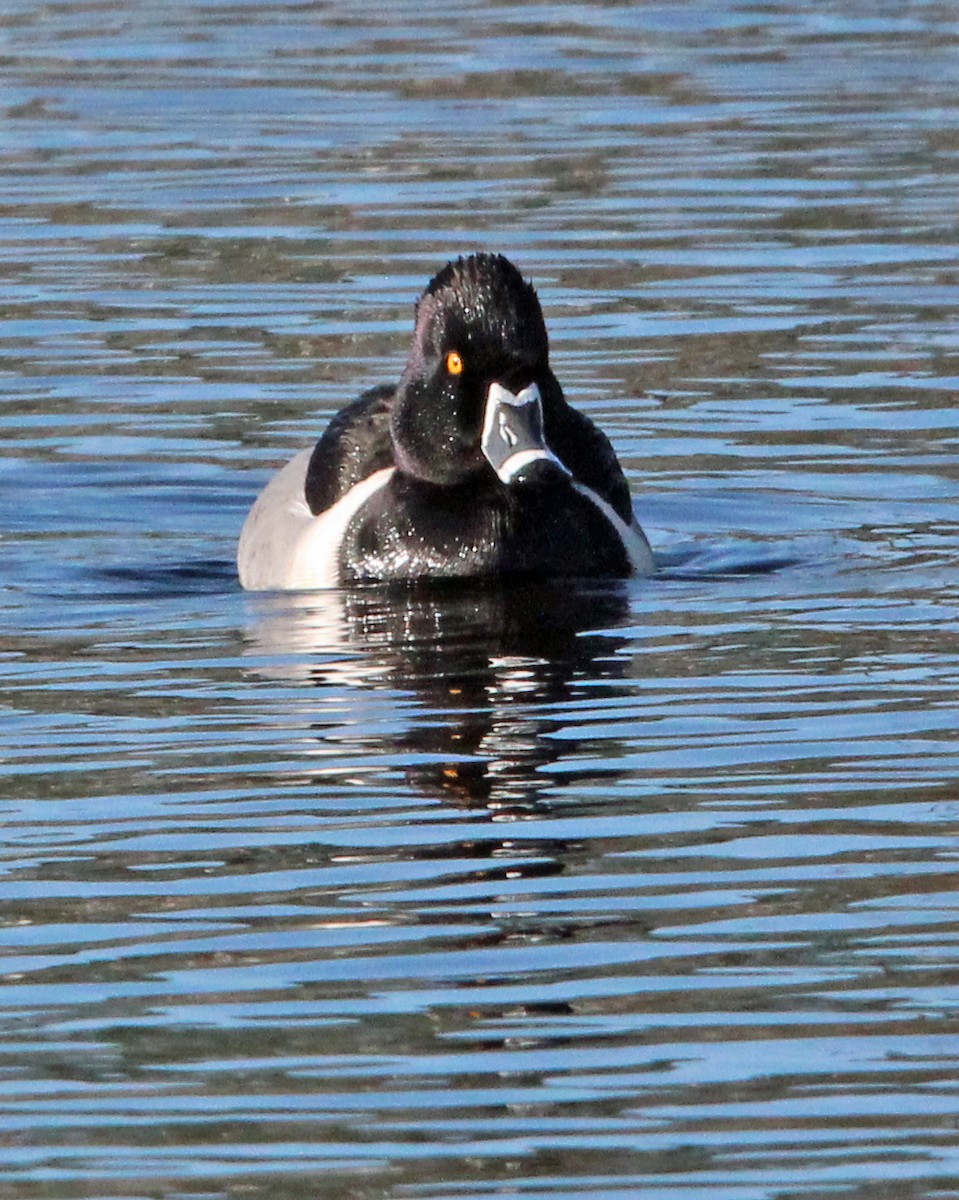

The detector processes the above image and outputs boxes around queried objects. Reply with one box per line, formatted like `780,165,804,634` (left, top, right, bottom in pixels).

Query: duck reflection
242,582,636,1021
243,580,634,814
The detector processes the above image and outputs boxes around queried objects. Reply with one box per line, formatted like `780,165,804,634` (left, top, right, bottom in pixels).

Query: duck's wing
304,384,396,516
546,405,634,525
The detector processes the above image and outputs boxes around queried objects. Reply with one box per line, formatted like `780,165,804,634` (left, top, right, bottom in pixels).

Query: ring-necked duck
237,253,652,590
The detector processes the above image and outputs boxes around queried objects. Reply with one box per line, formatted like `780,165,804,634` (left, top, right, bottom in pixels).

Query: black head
390,254,559,486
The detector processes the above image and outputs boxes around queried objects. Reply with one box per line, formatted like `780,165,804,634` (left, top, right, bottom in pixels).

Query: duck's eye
446,351,464,376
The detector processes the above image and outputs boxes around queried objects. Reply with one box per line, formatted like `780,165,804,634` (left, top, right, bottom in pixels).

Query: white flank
571,481,655,576
237,451,394,591
285,468,395,590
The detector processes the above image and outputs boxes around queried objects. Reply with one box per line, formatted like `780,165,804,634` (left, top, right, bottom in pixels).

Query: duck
237,253,653,590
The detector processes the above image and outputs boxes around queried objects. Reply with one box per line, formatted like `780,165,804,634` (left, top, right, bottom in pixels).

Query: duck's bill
481,381,572,484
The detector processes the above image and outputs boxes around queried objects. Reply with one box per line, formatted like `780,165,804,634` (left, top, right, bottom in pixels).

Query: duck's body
237,254,652,590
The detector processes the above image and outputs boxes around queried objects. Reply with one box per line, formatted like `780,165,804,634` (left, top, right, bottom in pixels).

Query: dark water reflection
2,0,959,1196
246,582,635,813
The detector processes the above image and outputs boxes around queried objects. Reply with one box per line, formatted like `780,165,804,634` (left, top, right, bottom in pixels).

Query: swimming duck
237,253,652,589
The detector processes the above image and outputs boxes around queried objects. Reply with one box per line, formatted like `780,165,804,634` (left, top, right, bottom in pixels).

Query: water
1,1,958,1196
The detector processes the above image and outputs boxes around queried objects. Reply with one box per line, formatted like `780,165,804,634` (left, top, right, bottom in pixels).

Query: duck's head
390,253,571,487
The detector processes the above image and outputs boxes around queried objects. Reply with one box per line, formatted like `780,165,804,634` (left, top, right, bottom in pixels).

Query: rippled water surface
2,2,958,1196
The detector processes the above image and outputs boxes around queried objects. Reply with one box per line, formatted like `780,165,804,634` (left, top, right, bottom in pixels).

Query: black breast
339,472,631,584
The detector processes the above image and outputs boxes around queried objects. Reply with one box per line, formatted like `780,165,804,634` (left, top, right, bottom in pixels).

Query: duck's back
237,385,397,591
543,400,633,525
303,385,395,516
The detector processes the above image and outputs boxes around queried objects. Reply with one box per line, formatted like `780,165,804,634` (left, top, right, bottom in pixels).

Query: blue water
1,1,958,1196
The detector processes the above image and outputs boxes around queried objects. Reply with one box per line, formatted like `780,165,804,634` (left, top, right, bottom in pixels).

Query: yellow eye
446,351,464,376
